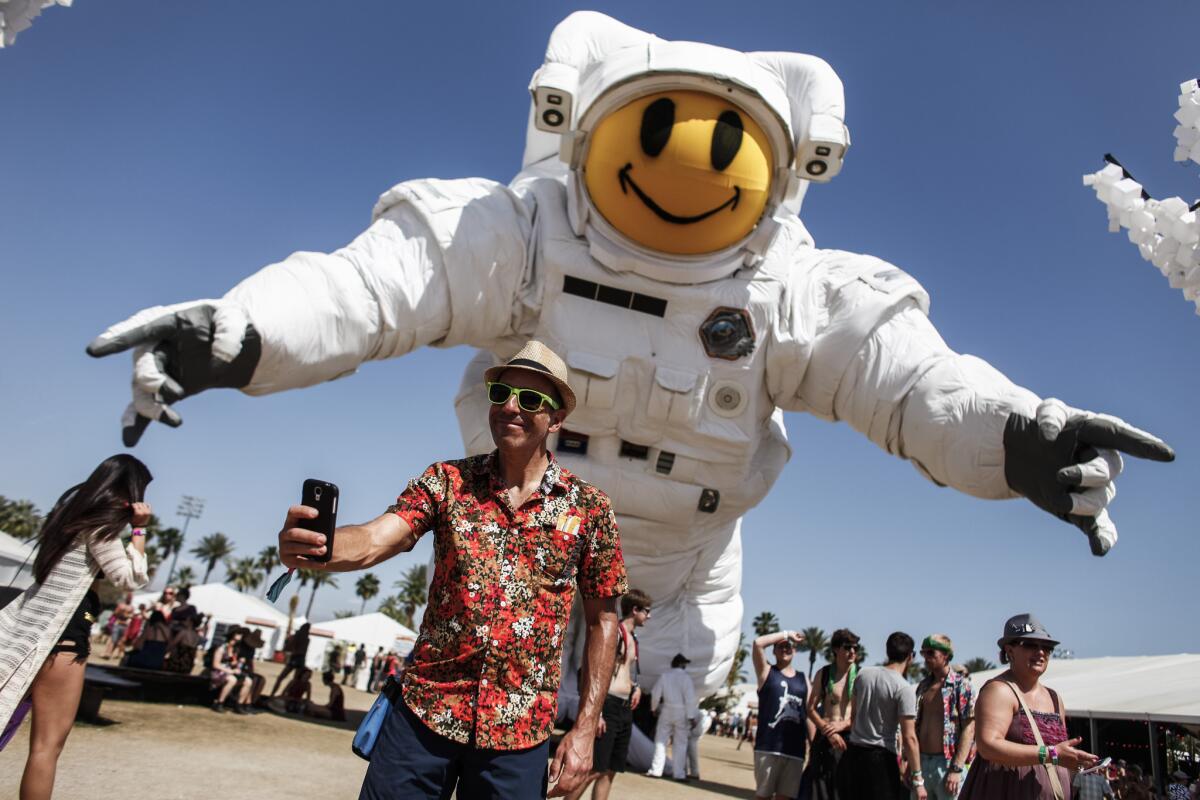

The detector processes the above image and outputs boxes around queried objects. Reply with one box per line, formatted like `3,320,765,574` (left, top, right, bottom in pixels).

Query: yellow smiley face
583,90,775,255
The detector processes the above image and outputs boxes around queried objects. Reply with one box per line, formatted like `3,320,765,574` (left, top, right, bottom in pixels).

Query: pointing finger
1057,449,1124,487
87,307,182,358
1077,415,1175,462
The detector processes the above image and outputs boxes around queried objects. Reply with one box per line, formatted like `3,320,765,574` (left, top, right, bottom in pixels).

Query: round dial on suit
583,89,775,255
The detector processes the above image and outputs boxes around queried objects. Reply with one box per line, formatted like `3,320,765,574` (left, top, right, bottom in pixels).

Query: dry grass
0,657,757,799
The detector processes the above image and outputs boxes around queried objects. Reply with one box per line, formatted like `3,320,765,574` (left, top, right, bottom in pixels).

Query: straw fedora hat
484,340,577,415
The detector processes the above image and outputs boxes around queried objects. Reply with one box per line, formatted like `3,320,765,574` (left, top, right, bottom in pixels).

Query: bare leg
20,651,87,800
591,771,616,800
269,663,294,696
216,674,238,704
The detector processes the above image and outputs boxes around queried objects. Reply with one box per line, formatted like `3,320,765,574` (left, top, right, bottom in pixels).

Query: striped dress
0,529,147,728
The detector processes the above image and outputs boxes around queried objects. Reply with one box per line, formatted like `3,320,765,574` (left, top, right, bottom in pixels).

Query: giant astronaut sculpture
89,13,1174,694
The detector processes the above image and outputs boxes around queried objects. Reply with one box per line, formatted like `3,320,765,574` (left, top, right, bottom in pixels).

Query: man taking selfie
278,341,628,799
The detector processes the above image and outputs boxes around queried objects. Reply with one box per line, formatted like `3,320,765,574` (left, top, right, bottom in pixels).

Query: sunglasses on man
1013,639,1054,653
486,381,561,413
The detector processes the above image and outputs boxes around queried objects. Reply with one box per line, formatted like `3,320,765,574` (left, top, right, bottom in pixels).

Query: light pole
168,495,205,586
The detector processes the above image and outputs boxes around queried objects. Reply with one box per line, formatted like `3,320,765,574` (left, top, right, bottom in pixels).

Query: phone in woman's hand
1081,757,1112,775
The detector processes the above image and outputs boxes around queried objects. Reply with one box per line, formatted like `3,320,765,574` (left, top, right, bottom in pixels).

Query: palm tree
286,593,300,636
256,545,279,583
191,533,236,583
355,573,381,614
155,526,184,584
303,569,339,619
752,611,780,637
143,539,165,581
225,557,262,593
396,564,428,627
0,497,43,541
333,610,354,619
800,626,829,678
378,595,410,628
962,657,997,674
174,565,196,587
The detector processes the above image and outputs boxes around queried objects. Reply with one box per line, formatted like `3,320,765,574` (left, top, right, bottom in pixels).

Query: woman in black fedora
960,614,1099,799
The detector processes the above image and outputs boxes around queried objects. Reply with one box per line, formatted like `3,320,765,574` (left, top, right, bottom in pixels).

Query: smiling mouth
618,163,740,225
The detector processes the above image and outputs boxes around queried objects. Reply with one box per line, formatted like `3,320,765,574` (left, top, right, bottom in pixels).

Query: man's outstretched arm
278,507,418,572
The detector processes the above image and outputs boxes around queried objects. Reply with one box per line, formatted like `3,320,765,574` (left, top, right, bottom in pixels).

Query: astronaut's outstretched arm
770,250,1173,554
88,178,532,444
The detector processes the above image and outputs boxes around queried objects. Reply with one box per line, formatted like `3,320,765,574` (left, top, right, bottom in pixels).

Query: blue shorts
359,700,549,800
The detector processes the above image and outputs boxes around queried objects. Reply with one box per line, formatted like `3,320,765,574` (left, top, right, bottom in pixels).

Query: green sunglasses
486,381,561,412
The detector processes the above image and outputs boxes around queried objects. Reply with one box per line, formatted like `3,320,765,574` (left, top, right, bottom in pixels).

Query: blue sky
1,1,1196,672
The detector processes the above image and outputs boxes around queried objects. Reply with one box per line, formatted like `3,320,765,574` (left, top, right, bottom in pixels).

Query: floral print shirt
388,450,627,750
915,669,976,762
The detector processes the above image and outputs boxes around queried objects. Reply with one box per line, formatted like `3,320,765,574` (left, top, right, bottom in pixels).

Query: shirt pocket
532,515,584,589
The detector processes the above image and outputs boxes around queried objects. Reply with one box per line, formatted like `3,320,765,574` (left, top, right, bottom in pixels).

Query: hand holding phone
1081,757,1112,775
297,479,339,564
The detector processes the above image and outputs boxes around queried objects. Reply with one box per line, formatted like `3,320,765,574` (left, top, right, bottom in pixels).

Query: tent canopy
971,655,1200,724
131,582,303,658
310,612,417,656
0,530,35,563
0,530,36,589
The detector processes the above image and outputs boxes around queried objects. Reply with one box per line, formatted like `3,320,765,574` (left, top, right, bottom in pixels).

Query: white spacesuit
1084,78,1200,312
0,0,70,48
89,12,1172,694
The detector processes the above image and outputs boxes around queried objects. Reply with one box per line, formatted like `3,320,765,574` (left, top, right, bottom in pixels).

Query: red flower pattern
388,450,627,749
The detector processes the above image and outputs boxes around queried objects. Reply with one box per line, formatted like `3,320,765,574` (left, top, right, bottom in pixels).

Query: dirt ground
0,658,757,799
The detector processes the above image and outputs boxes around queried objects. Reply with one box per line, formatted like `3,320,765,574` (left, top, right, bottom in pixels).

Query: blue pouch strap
352,675,403,761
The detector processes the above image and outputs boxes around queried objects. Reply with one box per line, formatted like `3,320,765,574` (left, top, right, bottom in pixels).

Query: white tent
305,612,417,689
131,582,303,660
0,531,36,589
970,655,1200,724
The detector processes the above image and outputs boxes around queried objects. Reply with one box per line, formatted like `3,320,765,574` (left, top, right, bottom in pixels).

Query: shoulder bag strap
1006,681,1065,800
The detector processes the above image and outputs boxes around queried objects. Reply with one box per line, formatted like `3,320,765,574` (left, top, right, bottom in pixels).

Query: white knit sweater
0,529,147,727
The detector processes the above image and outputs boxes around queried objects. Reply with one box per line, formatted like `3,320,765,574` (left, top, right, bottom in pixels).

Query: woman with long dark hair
0,454,153,799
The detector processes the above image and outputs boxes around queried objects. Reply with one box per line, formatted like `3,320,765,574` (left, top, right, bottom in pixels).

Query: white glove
1004,398,1174,555
87,299,260,445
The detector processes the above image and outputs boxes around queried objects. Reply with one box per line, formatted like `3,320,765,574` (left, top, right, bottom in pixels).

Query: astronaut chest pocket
566,351,620,411
529,514,584,587
646,366,702,427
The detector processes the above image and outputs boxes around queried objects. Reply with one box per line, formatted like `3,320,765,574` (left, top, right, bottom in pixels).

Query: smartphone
298,479,339,563
1081,757,1113,775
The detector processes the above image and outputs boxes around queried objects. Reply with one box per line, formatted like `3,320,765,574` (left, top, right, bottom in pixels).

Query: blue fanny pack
353,675,402,761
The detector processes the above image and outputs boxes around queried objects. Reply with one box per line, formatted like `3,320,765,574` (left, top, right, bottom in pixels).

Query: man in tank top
752,628,809,800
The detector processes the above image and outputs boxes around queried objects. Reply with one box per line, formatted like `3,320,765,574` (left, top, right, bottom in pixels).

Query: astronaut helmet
524,11,850,284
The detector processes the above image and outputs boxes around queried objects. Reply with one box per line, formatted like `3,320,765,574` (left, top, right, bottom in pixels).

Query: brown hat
483,340,576,415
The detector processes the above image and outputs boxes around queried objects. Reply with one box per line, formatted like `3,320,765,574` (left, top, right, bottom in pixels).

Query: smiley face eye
640,97,675,157
710,111,744,171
